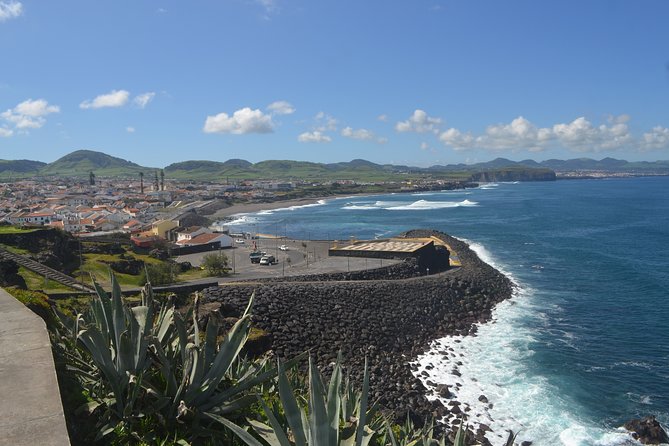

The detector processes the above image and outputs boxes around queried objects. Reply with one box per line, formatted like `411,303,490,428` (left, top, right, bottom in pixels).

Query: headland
200,229,514,445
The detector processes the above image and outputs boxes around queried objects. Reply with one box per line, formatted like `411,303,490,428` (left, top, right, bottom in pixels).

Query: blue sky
1,0,668,167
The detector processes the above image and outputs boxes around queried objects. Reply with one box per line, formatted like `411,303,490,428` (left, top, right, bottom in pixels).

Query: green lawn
0,226,41,234
0,243,31,255
19,266,78,292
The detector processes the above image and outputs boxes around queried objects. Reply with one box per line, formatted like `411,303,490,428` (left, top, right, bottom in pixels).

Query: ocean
223,176,669,446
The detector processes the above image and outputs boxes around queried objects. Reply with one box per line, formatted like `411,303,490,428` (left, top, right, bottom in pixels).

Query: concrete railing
0,287,70,445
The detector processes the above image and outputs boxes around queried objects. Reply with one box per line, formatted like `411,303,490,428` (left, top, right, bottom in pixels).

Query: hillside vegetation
22,148,669,182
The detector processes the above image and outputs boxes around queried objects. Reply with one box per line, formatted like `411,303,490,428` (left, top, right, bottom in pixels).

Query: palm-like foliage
56,273,286,444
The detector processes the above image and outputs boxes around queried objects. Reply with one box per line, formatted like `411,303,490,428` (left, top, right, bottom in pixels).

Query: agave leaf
130,306,150,370
308,357,330,446
355,357,370,446
384,420,399,446
192,314,251,405
173,311,189,364
277,361,307,446
156,305,175,344
255,396,292,446
192,294,200,348
203,315,219,370
149,339,178,396
453,422,467,446
248,419,285,446
205,394,257,416
205,413,265,446
326,355,342,446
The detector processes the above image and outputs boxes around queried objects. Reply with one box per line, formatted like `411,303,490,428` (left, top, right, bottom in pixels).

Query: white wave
273,199,328,212
225,214,259,225
412,240,642,446
479,183,500,190
341,204,378,210
386,199,479,211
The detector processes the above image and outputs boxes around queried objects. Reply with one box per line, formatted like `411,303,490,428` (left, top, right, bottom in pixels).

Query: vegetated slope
0,159,47,178
39,149,153,177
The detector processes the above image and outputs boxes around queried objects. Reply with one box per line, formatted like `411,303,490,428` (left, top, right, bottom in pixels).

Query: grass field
0,226,41,234
18,266,78,292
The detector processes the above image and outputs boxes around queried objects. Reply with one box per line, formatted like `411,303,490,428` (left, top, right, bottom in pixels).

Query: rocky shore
200,229,513,444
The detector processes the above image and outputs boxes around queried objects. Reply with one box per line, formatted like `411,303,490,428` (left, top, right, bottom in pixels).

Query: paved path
0,288,70,445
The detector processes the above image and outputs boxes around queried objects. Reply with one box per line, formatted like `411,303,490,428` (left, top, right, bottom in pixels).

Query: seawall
201,229,513,441
0,287,70,445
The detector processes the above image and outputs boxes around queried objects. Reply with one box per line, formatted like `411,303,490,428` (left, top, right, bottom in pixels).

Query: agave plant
231,356,377,446
56,272,294,444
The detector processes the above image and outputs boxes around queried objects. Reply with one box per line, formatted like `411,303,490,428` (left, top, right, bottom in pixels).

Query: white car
235,239,245,244
279,244,288,251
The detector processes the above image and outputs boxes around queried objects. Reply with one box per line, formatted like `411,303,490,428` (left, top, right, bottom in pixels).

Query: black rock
624,416,669,444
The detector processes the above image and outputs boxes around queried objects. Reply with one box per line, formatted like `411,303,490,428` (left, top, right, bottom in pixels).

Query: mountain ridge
1,149,668,181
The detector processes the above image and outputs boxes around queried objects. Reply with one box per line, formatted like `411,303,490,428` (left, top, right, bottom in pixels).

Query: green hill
0,159,46,178
39,149,153,177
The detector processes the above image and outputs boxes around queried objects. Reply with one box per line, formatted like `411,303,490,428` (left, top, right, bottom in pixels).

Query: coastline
201,229,514,444
211,195,352,219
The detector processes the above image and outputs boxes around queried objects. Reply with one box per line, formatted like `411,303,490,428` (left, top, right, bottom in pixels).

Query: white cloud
420,142,430,151
439,115,635,153
0,127,13,137
1,98,60,131
266,100,295,115
552,116,631,152
126,126,136,133
314,112,337,131
133,92,155,109
477,116,554,152
341,126,375,141
257,0,277,15
298,131,331,143
0,1,22,22
377,114,388,122
80,89,130,109
340,126,387,144
203,107,274,134
439,128,476,151
640,126,669,151
395,109,442,134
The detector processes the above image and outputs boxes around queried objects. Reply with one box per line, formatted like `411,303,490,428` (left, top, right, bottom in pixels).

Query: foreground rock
201,229,513,442
624,416,669,445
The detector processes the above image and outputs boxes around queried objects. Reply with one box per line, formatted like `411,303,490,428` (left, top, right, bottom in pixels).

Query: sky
1,0,669,168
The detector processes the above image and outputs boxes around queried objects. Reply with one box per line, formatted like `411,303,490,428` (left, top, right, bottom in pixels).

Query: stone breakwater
201,229,513,443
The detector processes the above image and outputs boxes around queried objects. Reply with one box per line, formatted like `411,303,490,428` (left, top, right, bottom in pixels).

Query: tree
89,171,95,186
201,252,229,276
160,169,165,191
139,171,144,194
154,171,159,191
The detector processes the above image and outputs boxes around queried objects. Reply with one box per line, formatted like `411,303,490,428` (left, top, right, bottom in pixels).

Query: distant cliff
470,167,556,182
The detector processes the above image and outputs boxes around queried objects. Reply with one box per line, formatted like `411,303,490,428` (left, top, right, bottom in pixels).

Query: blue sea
224,177,669,446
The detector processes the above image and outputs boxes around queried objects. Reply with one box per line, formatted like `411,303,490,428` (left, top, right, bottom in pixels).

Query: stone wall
0,287,70,445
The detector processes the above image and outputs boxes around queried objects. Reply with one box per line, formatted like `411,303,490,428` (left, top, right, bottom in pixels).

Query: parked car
279,244,288,251
259,255,276,265
249,251,265,263
235,239,245,244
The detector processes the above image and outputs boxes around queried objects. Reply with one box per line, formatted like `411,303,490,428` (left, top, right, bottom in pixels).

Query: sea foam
411,241,642,446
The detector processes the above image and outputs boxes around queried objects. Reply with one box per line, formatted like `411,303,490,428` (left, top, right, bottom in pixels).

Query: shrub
201,252,229,276
139,262,178,285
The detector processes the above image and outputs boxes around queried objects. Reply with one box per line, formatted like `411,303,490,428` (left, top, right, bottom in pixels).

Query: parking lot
175,238,399,281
